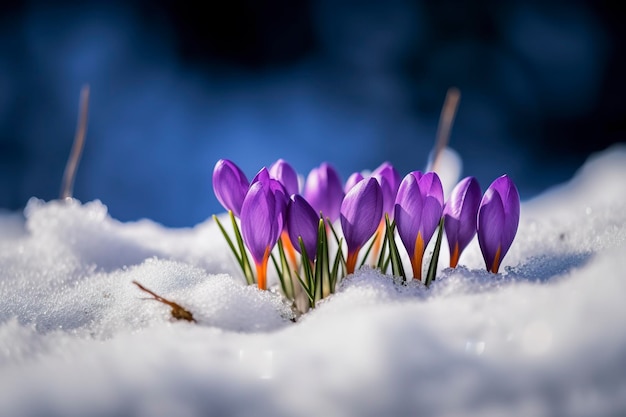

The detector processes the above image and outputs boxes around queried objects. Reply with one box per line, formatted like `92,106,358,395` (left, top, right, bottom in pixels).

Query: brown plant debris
60,84,90,200
431,86,461,173
132,281,196,323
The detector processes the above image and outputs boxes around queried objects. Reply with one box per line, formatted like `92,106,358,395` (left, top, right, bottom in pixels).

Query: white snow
1,145,625,416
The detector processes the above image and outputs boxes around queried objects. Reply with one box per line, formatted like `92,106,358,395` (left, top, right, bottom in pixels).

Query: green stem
425,217,445,287
385,214,406,281
229,210,255,285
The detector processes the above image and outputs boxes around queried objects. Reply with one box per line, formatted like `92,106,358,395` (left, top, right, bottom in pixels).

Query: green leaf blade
425,217,445,287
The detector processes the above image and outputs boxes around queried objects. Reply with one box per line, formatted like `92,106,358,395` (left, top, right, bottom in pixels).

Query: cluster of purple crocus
213,158,520,293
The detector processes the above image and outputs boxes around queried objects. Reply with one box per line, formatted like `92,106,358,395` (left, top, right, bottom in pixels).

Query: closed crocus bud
443,177,481,268
286,194,320,259
477,175,520,274
212,159,249,217
372,161,401,219
240,178,287,290
344,172,365,193
304,162,345,222
394,171,444,281
269,159,299,196
340,177,383,274
251,167,288,230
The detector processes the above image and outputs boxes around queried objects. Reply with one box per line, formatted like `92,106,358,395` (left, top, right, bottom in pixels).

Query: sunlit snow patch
0,145,625,416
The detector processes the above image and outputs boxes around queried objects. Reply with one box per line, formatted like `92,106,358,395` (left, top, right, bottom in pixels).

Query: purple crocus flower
240,177,287,290
344,172,365,193
477,175,520,273
340,177,383,274
368,162,402,263
251,167,288,229
269,159,299,196
303,162,345,222
212,159,249,217
394,171,444,281
372,161,401,218
286,194,320,259
443,177,481,268
256,165,300,267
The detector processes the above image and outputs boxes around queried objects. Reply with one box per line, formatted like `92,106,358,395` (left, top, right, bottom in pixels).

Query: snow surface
1,145,626,417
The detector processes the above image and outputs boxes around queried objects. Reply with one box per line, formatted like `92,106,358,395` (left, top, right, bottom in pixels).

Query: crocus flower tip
212,159,249,217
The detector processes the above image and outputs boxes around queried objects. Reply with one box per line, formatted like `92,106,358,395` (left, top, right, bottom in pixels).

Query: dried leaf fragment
132,281,196,323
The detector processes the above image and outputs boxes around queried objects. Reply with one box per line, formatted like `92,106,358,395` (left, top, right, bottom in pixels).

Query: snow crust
1,145,625,416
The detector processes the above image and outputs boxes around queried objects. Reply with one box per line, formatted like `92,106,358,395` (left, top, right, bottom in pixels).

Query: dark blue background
1,1,624,226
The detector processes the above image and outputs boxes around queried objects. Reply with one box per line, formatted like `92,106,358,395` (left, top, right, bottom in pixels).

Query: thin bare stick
60,84,90,200
431,87,461,173
132,281,196,323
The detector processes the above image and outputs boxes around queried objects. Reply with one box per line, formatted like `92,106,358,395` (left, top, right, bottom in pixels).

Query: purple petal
269,178,288,234
286,195,320,258
443,177,482,255
303,162,345,222
477,191,505,271
372,162,401,217
212,159,249,217
251,167,270,185
498,175,521,254
269,159,299,196
340,177,383,252
240,181,282,265
477,175,519,272
417,172,444,207
251,168,288,233
410,171,423,182
394,173,423,257
417,172,444,242
344,172,365,193
421,195,443,243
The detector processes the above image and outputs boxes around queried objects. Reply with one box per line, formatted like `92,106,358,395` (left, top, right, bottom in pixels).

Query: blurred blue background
0,1,623,226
